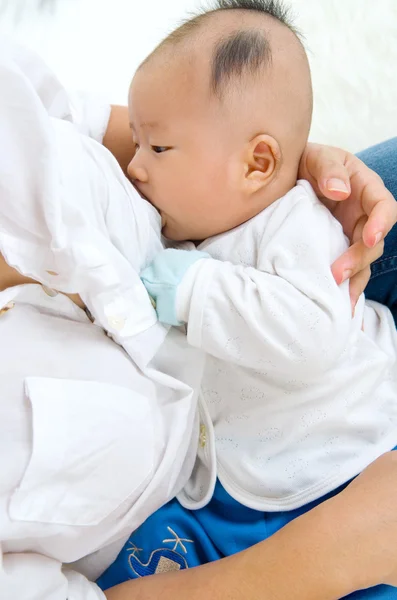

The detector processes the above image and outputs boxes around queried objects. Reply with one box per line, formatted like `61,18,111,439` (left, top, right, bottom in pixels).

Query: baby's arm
142,194,355,376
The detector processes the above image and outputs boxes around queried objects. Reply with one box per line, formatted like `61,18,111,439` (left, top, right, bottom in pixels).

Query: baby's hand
141,249,209,325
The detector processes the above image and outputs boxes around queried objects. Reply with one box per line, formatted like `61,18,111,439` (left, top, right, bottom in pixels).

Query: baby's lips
132,183,149,202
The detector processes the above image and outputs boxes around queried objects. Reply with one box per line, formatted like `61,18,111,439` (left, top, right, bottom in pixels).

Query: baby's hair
210,1,301,96
211,29,271,96
145,0,301,98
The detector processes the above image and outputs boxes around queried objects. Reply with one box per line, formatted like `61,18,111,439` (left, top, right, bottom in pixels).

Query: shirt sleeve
176,193,357,378
0,552,106,600
0,37,111,143
67,90,111,143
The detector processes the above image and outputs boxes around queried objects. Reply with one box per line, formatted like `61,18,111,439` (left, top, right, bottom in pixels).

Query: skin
104,452,397,600
127,11,313,241
300,144,393,307
0,254,85,308
2,103,394,302
107,12,397,599
105,20,397,595
105,104,397,305
1,13,397,594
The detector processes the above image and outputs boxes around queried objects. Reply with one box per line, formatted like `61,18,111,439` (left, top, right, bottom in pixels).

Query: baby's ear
243,134,281,194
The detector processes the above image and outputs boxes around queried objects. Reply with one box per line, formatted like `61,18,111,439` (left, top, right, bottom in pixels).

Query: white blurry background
1,0,396,153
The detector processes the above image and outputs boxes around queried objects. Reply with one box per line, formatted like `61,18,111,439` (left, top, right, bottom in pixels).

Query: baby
98,0,397,597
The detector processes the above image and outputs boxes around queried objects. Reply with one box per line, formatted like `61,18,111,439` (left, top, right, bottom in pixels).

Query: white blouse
0,38,204,599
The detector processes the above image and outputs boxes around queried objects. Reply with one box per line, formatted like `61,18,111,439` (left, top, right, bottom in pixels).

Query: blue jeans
358,138,397,325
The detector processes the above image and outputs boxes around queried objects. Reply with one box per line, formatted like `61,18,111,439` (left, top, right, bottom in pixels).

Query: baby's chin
161,223,188,242
161,215,205,242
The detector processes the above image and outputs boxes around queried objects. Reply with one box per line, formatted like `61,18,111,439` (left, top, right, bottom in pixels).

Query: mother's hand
299,142,397,309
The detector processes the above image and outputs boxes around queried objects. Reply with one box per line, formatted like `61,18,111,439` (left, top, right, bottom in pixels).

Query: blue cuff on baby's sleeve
141,249,209,326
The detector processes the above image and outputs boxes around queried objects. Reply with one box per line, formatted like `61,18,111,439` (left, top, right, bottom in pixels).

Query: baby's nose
127,161,149,183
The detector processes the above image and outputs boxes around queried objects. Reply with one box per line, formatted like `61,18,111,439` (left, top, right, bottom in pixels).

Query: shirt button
0,302,15,316
199,424,207,448
108,315,126,331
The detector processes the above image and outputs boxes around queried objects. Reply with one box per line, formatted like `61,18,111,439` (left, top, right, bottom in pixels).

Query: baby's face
127,63,250,241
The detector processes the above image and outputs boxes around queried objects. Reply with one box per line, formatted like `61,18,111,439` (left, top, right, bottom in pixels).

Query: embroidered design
155,555,183,574
162,526,194,554
128,547,188,577
199,424,207,447
126,541,143,556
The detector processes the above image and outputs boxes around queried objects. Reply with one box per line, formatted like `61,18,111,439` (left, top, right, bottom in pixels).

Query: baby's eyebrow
141,120,161,129
129,120,164,131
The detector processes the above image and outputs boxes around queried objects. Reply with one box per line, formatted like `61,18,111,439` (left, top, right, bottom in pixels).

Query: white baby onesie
177,180,397,511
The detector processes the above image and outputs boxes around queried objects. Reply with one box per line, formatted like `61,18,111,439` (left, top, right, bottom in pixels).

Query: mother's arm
103,106,135,175
104,452,397,600
105,505,346,600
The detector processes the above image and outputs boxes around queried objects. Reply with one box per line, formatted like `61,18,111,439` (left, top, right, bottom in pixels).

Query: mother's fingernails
373,232,382,246
326,178,349,193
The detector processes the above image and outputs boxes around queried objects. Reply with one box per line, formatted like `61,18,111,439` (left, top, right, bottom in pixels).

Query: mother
1,38,397,600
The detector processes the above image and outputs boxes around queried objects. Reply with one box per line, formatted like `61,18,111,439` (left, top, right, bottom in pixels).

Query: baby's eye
151,146,169,154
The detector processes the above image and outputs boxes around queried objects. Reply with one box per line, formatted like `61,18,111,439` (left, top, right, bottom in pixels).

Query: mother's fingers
299,143,351,203
342,155,397,247
331,238,384,285
361,192,397,248
348,268,371,312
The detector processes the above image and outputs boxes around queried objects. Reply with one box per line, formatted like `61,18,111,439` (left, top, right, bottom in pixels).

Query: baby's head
127,0,312,241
